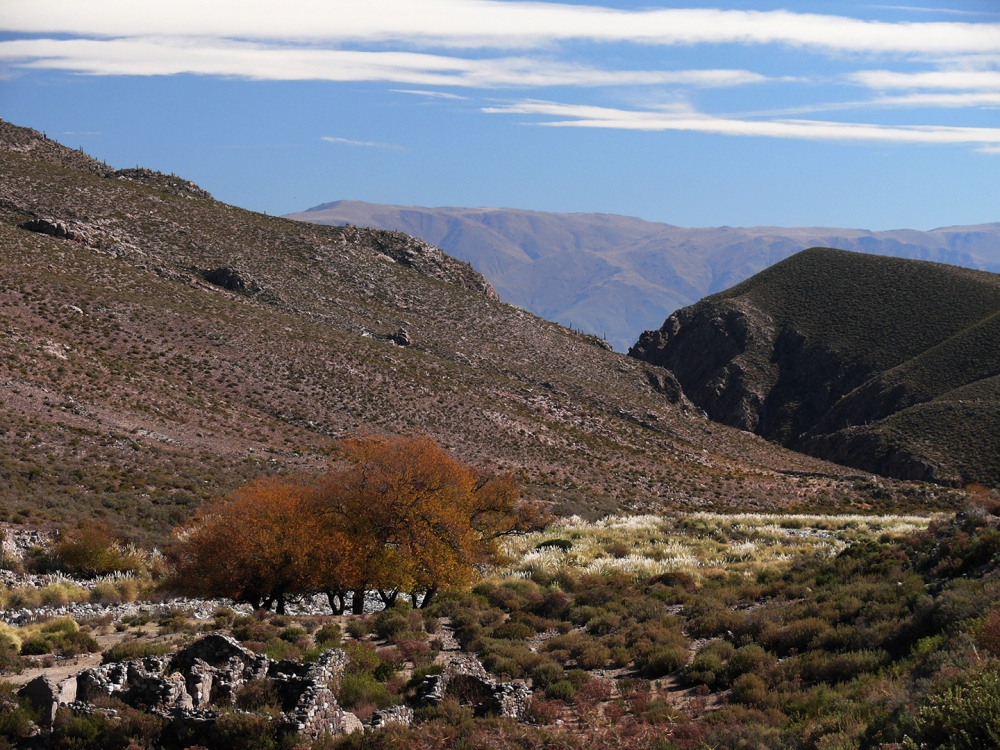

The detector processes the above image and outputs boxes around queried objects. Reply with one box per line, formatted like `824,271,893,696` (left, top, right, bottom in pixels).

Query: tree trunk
378,590,399,606
326,590,345,615
276,592,286,615
351,589,366,614
420,586,438,609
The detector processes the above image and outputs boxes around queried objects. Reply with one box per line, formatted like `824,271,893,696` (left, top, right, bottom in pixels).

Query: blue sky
1,1,998,230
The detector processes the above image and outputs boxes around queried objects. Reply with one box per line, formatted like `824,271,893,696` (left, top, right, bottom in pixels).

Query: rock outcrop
17,674,77,727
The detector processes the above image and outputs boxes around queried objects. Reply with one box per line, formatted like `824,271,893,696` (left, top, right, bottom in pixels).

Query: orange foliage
169,476,345,612
170,435,542,613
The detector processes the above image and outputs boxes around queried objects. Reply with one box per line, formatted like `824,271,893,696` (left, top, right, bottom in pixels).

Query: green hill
630,247,1000,487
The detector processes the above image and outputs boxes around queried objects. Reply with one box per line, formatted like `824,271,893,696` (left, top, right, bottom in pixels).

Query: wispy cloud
485,99,1000,145
321,136,401,149
871,6,1000,17
851,69,1000,91
0,38,769,89
4,2,1000,54
392,89,468,100
2,2,997,151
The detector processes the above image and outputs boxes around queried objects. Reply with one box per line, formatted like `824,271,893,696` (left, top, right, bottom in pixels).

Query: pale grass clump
0,584,89,610
500,511,934,583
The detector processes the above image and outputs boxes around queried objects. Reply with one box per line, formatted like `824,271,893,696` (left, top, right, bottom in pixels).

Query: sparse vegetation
633,246,1000,488
0,119,959,548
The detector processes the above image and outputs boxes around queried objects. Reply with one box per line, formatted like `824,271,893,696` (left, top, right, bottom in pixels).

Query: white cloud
3,1,999,55
978,145,1000,154
485,100,1000,145
321,136,401,149
0,37,768,88
852,69,1000,91
392,89,468,100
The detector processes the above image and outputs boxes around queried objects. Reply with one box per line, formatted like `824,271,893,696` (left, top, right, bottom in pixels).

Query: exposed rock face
630,299,778,433
344,225,500,301
421,655,530,720
17,674,77,727
204,266,252,292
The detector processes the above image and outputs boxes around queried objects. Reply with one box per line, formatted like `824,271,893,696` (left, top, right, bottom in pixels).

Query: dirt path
5,631,128,687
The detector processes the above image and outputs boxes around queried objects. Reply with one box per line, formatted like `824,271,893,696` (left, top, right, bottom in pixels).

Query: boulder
17,674,77,727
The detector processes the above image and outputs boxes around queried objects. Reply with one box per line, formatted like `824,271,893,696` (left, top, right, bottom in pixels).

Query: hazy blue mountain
286,201,1000,352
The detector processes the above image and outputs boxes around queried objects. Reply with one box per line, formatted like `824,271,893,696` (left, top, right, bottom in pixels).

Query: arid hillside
630,247,1000,488
0,121,956,542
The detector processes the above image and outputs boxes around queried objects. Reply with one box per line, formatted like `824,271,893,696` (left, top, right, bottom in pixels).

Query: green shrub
20,637,51,656
545,680,576,702
345,641,382,675
235,678,281,712
726,644,771,682
278,626,307,644
50,709,114,750
263,638,299,662
0,684,34,743
373,610,409,641
492,621,533,641
730,673,768,707
338,673,394,709
531,661,565,689
208,711,278,750
102,640,171,664
315,624,342,646
576,643,611,670
346,618,370,639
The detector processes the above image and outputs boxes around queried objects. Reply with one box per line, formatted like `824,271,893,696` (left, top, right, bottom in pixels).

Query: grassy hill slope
630,248,1000,487
1,121,947,543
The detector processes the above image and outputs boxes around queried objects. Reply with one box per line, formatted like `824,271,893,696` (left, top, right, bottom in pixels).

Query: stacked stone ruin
18,633,530,740
17,633,359,742
419,654,531,720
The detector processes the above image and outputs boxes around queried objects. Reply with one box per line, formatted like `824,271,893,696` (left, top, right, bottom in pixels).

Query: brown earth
0,120,962,544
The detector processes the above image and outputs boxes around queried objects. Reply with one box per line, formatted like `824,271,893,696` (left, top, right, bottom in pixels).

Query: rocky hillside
287,200,1000,352
0,120,959,543
630,248,1000,487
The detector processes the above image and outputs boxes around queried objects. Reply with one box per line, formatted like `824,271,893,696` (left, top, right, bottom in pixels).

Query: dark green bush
234,678,281,712
373,610,409,641
278,626,307,644
544,680,576,702
338,673,395,709
315,623,342,646
208,711,278,750
531,661,565,689
103,640,172,664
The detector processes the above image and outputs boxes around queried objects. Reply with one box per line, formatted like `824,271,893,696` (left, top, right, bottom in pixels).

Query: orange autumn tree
169,476,342,614
312,434,541,612
170,435,542,614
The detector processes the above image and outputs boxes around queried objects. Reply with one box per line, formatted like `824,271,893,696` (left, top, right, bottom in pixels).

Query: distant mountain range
286,201,1000,353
